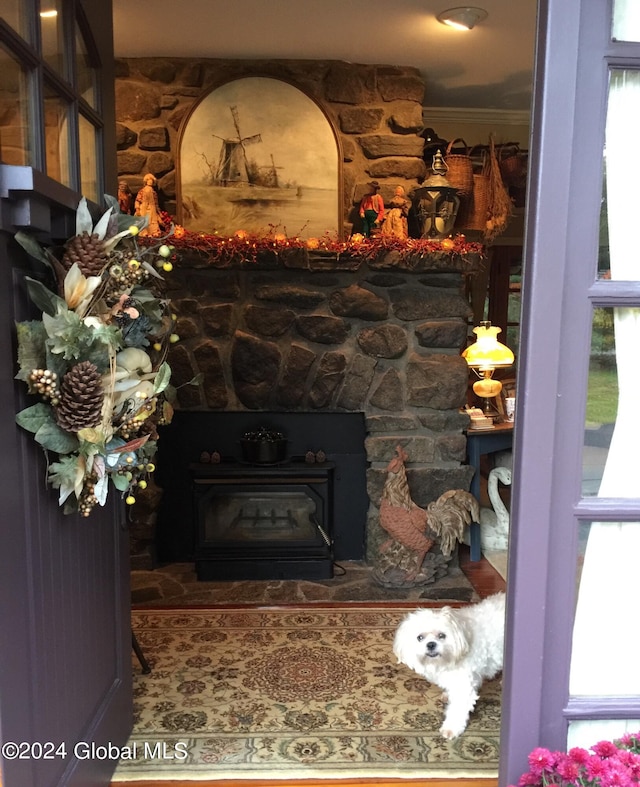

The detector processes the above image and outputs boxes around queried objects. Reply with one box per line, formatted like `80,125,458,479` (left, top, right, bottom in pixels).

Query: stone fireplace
131,247,480,575
117,55,481,577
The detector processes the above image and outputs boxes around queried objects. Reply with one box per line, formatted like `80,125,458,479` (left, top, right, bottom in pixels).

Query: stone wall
115,57,427,234
148,248,478,567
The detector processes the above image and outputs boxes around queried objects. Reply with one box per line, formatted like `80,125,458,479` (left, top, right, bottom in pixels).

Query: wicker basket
456,173,490,232
499,144,527,188
444,138,474,196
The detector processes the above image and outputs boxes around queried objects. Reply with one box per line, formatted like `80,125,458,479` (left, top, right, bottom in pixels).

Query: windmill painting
179,77,340,238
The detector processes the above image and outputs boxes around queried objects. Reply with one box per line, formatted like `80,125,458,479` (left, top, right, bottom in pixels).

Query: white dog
393,592,506,740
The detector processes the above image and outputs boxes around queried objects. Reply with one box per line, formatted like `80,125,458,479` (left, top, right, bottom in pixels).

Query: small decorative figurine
117,180,134,215
381,185,411,239
358,181,385,237
134,173,161,236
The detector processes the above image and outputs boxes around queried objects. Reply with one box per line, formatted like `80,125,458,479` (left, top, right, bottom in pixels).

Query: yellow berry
128,259,140,270
146,463,155,472
162,262,173,272
153,342,162,351
125,495,136,505
138,480,148,490
158,244,171,258
169,333,179,343
128,225,139,236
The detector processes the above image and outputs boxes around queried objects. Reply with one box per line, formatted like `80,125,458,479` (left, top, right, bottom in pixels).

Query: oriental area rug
112,606,501,782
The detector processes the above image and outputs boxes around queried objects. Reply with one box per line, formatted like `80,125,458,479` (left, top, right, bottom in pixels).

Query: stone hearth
130,247,480,576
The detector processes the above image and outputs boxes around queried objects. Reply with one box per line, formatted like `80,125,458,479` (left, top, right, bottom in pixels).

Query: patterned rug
113,606,501,781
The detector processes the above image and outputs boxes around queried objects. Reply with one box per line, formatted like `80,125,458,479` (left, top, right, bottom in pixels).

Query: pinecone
61,231,109,276
55,361,104,433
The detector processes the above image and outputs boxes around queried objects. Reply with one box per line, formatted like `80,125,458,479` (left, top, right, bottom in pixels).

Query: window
0,0,103,194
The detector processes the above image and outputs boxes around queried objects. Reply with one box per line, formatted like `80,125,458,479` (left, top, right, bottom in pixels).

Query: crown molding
423,106,531,126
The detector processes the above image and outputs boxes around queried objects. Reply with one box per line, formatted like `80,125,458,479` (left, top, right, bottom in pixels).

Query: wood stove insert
191,459,334,581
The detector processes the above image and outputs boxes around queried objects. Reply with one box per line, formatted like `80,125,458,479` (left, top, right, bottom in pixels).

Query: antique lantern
412,149,461,239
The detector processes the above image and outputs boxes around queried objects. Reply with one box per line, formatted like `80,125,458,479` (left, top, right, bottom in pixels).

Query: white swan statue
479,465,512,551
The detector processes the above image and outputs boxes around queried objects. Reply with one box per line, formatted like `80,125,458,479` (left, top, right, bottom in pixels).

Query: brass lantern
412,150,461,239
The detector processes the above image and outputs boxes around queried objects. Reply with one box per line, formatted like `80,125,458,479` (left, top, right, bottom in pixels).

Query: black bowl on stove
240,428,287,464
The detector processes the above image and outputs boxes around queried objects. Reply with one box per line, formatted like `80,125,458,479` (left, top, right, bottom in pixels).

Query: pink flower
528,747,557,776
585,755,608,780
555,753,581,781
568,746,591,765
593,740,621,758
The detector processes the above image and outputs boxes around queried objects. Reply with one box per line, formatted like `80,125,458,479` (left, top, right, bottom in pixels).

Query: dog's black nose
426,640,437,652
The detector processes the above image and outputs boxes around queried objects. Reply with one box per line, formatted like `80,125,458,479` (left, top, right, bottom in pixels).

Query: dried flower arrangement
14,196,182,516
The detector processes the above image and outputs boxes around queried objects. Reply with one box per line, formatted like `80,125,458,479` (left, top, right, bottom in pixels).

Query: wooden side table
465,421,514,561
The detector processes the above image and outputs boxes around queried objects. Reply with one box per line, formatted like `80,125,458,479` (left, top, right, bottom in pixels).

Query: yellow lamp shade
462,322,514,369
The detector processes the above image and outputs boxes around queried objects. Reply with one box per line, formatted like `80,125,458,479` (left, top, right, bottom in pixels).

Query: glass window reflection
44,84,70,186
75,22,96,109
2,0,29,40
40,0,65,77
79,114,98,202
0,44,31,166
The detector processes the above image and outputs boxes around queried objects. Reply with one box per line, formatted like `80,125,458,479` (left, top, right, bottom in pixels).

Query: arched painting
179,77,340,238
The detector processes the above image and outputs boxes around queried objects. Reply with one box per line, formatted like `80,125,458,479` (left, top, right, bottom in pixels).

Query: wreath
13,195,184,516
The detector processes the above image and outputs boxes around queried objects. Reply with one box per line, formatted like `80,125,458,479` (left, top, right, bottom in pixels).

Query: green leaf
34,421,80,454
48,454,81,491
111,473,130,491
103,193,119,213
15,321,48,381
153,362,171,394
25,277,64,317
14,231,51,266
16,402,55,434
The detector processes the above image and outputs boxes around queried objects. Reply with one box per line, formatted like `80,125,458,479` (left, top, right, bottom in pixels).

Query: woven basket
444,138,474,196
456,173,490,232
499,144,527,187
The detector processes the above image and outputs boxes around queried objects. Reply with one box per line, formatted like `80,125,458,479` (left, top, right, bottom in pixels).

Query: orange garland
155,216,484,267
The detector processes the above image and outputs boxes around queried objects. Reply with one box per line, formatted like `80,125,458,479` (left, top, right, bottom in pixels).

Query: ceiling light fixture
436,6,488,30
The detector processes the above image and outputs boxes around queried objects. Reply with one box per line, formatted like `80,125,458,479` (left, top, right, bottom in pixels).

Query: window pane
44,84,70,186
2,0,30,39
75,21,96,109
613,0,640,41
582,308,618,496
570,520,640,697
568,720,640,751
40,0,65,77
79,114,98,202
600,69,640,282
0,44,31,166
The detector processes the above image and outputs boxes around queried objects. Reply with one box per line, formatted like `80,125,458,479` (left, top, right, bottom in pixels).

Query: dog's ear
440,609,470,663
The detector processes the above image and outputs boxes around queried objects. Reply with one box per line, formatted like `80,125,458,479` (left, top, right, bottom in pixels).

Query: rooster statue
375,445,480,586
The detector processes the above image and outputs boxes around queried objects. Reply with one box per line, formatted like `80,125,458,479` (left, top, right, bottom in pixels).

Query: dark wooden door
0,176,132,786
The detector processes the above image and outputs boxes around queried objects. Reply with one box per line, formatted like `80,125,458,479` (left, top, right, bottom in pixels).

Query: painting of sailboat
179,77,340,237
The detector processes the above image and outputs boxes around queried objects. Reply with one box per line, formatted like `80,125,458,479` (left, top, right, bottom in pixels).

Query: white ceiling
111,0,538,111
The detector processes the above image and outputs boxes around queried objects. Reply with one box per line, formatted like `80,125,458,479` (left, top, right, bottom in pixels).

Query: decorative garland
14,198,182,516
160,213,484,267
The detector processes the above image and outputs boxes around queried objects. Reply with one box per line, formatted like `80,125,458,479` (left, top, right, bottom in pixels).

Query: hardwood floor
459,544,507,597
113,550,504,786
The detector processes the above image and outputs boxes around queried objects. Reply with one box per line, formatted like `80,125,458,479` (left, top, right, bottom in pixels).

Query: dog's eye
416,634,424,642
437,632,446,640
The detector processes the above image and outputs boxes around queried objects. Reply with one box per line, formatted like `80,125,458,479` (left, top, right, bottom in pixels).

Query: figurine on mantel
373,445,479,588
117,180,134,215
358,180,385,237
381,185,411,240
135,172,161,236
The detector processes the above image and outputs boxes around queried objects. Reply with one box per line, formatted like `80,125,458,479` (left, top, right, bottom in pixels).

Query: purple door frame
500,0,640,783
